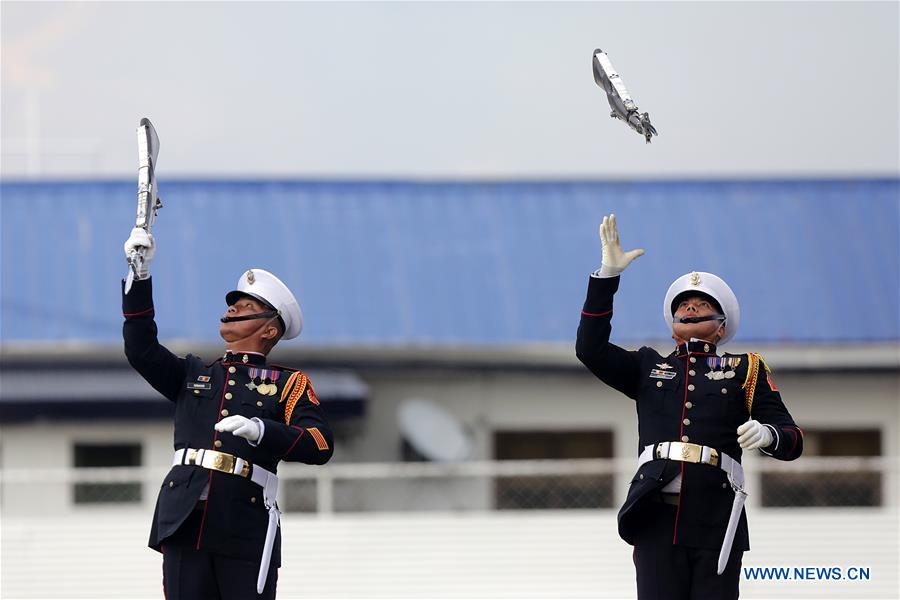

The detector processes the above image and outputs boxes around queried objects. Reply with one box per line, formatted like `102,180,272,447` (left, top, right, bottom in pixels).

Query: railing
0,456,895,515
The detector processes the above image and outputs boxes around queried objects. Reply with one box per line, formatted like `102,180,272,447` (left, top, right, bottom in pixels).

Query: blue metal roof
1,179,897,345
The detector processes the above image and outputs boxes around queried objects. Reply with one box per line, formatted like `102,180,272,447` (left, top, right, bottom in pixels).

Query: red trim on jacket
197,365,231,549
784,425,803,455
195,481,211,550
581,309,612,317
672,463,685,545
672,358,692,544
123,306,154,317
276,426,306,459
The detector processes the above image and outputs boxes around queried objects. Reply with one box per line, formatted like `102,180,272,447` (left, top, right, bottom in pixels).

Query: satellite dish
398,399,472,462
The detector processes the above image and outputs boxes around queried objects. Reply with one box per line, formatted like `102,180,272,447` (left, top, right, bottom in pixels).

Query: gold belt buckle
186,448,251,477
657,442,719,467
202,450,236,474
672,441,702,463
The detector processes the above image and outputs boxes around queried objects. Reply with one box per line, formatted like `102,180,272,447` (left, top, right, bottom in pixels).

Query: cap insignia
247,270,255,285
690,272,701,286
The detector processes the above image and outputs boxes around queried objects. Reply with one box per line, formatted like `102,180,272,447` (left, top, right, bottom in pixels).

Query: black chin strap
221,310,279,324
674,314,726,325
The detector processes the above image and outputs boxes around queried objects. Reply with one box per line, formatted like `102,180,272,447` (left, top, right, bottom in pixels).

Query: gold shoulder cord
742,353,761,413
284,373,308,424
280,371,301,403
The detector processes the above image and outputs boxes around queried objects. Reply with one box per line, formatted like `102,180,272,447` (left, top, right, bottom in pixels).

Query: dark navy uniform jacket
123,278,334,564
576,275,802,551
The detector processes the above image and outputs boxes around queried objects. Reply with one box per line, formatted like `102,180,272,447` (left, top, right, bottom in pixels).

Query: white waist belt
172,448,280,592
637,441,744,488
172,447,276,490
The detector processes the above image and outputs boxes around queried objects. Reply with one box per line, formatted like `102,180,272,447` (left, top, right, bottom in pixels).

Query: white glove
215,415,262,444
597,214,645,277
737,419,774,450
123,227,155,279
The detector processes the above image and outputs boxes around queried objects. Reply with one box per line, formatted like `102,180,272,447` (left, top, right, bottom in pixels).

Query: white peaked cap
225,268,303,340
663,271,740,345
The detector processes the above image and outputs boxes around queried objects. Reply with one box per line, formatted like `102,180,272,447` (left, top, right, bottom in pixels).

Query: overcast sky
2,1,898,179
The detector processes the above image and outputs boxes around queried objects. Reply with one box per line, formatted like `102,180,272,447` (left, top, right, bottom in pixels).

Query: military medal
247,367,260,391
264,370,281,396
248,368,280,395
706,357,740,381
723,357,740,380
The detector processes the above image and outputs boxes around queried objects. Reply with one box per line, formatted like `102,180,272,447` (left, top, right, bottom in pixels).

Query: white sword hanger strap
718,484,748,574
256,469,280,593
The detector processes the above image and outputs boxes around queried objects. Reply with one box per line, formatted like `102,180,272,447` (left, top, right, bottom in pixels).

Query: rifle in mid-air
592,49,658,143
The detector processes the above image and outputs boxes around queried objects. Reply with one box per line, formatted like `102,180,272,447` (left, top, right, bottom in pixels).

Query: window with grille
493,430,614,510
760,429,882,507
73,443,142,504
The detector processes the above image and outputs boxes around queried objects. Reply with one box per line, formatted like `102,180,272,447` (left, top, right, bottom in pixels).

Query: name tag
649,369,677,380
187,382,212,390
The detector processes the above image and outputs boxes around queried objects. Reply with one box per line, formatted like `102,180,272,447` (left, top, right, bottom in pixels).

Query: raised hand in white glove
123,227,155,279
597,214,645,277
737,419,774,450
215,415,262,444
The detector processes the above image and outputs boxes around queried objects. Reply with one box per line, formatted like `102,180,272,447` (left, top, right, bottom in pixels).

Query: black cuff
582,275,619,315
122,276,154,315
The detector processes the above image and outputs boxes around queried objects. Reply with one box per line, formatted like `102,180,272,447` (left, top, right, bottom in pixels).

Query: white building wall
1,370,897,513
2,422,167,515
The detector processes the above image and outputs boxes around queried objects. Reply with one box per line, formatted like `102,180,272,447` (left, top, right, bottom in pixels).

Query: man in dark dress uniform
575,215,803,600
122,227,334,599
